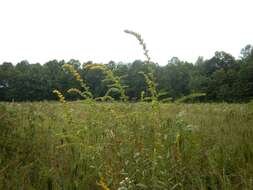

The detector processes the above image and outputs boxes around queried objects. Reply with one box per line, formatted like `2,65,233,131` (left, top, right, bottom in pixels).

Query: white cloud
0,0,252,65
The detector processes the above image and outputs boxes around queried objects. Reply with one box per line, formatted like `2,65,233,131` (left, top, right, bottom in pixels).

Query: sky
0,0,252,65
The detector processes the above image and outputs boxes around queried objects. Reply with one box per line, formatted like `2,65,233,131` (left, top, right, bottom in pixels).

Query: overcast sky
0,0,252,65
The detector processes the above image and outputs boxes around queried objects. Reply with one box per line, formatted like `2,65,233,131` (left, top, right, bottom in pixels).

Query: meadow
1,30,253,190
1,101,253,189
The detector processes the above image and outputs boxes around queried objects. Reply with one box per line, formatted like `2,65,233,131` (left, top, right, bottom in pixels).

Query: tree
157,58,193,99
0,62,15,101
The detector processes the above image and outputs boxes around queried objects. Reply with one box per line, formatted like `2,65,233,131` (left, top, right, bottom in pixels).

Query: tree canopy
1,45,253,102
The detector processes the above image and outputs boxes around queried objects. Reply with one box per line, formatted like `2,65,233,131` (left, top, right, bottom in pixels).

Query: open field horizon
1,1,253,189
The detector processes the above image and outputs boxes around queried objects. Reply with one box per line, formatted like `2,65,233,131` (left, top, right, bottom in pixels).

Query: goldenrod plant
138,71,158,102
124,30,151,63
125,30,164,103
53,89,66,103
84,63,128,101
125,29,163,187
97,177,110,190
63,63,93,99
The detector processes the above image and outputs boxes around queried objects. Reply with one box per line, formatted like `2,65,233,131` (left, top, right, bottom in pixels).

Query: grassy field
0,101,253,189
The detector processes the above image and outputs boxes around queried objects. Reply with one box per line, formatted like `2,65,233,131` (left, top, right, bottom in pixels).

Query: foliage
0,44,253,102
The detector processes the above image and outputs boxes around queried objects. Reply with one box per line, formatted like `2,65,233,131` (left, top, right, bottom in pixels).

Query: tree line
0,45,252,102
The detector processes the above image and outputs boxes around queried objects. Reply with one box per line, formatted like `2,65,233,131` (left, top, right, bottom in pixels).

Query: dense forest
0,44,253,102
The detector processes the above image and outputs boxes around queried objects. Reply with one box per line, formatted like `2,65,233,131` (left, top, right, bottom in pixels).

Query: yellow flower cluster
67,88,82,96
53,90,66,103
84,63,128,101
124,29,151,63
62,64,85,87
83,63,105,70
67,88,82,94
97,177,110,190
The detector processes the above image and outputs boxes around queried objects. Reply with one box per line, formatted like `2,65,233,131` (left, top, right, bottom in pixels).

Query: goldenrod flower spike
97,177,110,190
53,89,66,103
63,63,93,99
124,29,151,63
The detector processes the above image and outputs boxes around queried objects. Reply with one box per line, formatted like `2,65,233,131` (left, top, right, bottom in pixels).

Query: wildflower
124,30,151,63
53,89,66,103
62,64,93,99
97,177,110,190
63,64,87,89
85,63,128,101
117,177,133,190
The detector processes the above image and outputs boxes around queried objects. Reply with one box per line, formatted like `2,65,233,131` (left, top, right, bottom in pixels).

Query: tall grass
0,102,253,189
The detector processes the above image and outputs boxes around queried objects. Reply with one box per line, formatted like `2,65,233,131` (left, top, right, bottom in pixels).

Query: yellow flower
53,89,66,103
97,177,110,190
